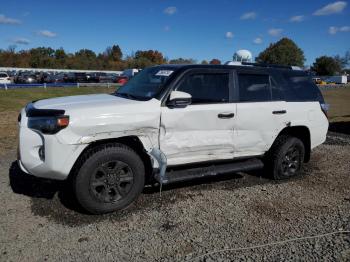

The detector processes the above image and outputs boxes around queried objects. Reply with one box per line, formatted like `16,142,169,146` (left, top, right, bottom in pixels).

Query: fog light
38,146,45,161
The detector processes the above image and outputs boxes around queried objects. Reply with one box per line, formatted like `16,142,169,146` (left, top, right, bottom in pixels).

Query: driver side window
176,73,229,104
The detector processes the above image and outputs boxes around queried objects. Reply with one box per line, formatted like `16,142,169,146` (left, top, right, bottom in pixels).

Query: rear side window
238,74,271,102
0,73,8,78
281,72,324,102
177,73,229,104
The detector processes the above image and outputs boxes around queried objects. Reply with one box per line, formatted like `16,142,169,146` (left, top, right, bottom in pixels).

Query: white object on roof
233,50,253,62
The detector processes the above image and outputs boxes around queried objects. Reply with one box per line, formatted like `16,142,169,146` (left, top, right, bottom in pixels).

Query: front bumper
18,109,87,180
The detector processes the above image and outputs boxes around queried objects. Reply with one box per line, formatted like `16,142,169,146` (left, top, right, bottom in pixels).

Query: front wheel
266,135,305,180
73,143,145,214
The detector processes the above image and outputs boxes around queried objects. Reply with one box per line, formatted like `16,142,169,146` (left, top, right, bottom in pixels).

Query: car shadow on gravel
8,160,302,227
329,121,350,135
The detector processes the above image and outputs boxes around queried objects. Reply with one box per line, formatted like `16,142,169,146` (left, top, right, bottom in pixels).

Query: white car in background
0,72,11,84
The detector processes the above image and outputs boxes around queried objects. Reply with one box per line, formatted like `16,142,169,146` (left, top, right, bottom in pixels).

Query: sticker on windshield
155,70,174,76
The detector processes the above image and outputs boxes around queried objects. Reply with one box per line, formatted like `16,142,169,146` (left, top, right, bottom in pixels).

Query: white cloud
339,26,350,31
329,26,338,34
328,25,350,34
268,28,283,37
253,37,263,44
289,15,305,22
313,1,347,16
12,38,30,45
240,12,257,20
0,14,21,25
225,31,234,39
164,6,177,15
36,30,57,37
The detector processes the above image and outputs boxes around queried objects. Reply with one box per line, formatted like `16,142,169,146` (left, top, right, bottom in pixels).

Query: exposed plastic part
148,148,167,195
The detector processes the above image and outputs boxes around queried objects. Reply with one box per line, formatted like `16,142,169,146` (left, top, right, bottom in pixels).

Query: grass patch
321,88,350,122
0,86,114,112
0,87,114,156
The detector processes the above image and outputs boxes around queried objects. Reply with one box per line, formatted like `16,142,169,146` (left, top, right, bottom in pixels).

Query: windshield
115,66,175,100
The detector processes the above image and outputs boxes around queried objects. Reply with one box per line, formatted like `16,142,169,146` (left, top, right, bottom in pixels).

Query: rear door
160,68,236,166
233,69,288,157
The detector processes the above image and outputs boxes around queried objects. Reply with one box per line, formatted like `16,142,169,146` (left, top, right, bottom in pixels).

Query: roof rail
225,61,303,70
241,62,293,69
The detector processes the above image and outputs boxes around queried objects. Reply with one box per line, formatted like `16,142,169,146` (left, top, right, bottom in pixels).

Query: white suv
18,63,329,214
0,72,11,84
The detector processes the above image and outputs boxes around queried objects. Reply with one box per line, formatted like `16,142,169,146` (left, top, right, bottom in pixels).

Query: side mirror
167,91,192,108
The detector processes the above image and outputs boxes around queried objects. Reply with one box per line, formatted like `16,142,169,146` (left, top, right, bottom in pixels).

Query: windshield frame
114,66,181,101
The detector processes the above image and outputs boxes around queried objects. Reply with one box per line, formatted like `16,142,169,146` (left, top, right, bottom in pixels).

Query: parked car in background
50,73,66,83
115,75,129,85
325,75,347,84
15,73,38,84
64,72,88,83
87,72,117,83
0,72,11,84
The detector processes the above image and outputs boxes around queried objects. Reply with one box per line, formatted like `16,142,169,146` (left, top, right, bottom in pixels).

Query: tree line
0,45,220,71
0,38,348,76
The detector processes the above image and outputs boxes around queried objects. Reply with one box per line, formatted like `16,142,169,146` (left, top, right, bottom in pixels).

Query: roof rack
225,61,303,70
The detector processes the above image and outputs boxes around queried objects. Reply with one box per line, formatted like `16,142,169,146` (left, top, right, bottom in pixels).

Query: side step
155,158,264,185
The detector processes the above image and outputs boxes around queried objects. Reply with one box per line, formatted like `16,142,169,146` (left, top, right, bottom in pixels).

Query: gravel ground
1,133,349,261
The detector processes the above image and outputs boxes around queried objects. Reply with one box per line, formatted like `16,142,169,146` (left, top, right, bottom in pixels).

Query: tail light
320,103,329,118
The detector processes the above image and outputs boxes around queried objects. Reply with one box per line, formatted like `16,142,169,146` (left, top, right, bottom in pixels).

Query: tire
73,143,145,214
265,135,305,180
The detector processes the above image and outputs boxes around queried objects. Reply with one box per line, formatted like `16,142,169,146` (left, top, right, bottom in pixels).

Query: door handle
218,113,235,119
272,110,287,115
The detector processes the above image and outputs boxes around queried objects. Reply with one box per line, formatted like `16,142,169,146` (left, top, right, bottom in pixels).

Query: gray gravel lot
1,133,349,261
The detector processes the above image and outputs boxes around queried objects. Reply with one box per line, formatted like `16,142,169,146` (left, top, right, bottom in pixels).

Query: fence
0,82,122,90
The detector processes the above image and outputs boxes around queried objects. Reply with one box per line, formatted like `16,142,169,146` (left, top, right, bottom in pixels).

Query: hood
33,94,137,110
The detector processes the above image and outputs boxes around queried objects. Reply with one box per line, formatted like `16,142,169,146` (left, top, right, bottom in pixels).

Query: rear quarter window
280,71,324,102
238,74,271,102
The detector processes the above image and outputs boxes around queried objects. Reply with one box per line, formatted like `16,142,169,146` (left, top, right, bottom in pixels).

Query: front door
160,69,236,166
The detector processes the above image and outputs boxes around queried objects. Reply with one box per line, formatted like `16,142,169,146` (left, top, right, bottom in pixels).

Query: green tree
73,49,97,69
105,45,123,61
201,60,209,64
134,50,165,65
169,58,196,64
256,38,305,66
311,56,342,76
29,47,55,68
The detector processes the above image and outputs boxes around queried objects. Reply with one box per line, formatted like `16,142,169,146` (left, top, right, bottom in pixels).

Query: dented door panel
234,101,288,156
160,103,236,166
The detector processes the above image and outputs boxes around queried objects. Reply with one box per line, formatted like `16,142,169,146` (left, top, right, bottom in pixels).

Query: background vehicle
115,75,129,85
64,72,88,83
0,72,11,84
17,63,328,214
325,75,347,84
15,73,38,84
87,72,116,83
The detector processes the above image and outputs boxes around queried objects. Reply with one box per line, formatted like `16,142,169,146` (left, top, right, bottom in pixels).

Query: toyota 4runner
17,63,329,214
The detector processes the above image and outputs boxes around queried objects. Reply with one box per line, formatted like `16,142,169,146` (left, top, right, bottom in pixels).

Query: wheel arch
275,126,311,162
68,136,154,182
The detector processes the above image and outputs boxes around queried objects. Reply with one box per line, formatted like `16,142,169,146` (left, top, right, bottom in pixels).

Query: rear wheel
266,135,305,180
73,143,145,214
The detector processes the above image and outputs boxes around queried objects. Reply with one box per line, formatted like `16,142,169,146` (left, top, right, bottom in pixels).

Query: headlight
28,116,69,134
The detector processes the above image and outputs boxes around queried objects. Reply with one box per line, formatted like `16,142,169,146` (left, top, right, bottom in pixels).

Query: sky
0,0,349,66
